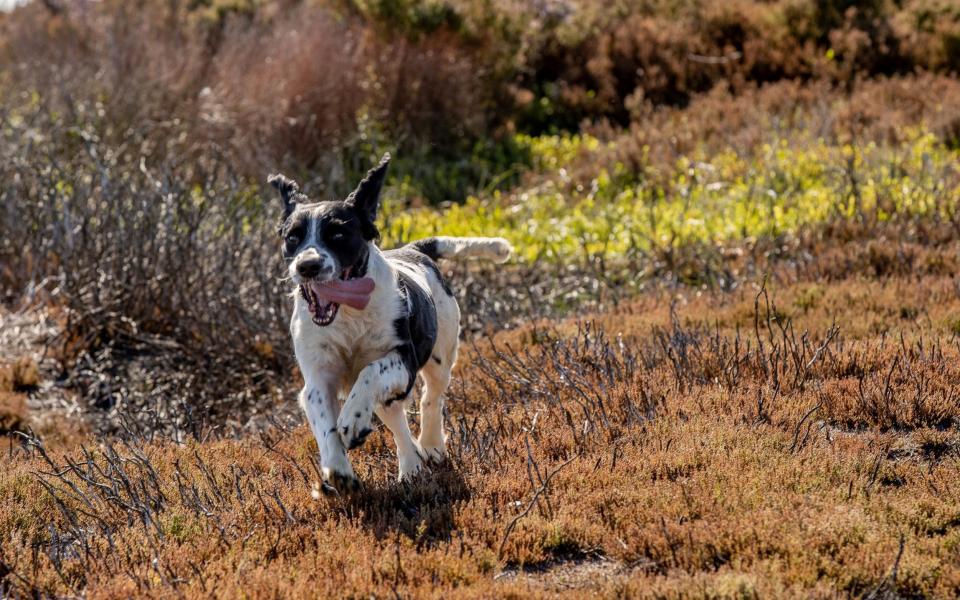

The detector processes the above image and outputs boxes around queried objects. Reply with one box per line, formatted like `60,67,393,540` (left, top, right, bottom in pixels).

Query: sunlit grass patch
382,130,960,263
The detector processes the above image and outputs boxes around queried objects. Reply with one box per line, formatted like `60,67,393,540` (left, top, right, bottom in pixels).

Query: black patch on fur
391,270,438,401
268,173,307,224
280,203,371,276
432,355,442,365
347,427,373,449
345,153,390,241
385,247,454,297
408,238,441,261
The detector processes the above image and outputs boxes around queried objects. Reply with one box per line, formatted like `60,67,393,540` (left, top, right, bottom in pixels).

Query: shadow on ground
332,460,471,544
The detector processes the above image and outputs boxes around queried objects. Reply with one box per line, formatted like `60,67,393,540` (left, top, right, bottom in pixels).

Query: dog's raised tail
408,236,512,263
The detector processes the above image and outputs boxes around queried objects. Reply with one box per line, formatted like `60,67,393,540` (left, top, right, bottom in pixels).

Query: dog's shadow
333,458,470,544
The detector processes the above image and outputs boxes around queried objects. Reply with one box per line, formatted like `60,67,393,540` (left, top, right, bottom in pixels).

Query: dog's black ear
345,153,390,238
268,173,301,221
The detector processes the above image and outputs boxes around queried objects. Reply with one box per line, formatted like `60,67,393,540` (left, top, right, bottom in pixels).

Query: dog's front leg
337,350,411,450
300,380,358,493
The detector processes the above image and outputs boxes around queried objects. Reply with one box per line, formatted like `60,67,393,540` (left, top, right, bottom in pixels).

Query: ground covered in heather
4,223,960,598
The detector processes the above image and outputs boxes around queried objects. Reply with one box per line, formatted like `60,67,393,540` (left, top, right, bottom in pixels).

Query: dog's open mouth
300,268,376,327
301,283,340,326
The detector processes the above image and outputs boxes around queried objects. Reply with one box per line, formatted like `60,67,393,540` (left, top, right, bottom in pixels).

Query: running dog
269,154,511,492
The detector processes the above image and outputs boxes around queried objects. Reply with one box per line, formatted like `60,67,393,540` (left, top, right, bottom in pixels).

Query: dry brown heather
3,243,960,599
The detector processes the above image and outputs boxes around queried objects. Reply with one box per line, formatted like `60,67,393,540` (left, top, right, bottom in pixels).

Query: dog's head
269,153,389,326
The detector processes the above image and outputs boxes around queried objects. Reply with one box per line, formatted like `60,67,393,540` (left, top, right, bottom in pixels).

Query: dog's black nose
297,258,325,278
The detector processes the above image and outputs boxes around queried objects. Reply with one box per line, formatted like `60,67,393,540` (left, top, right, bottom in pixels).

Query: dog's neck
361,242,392,290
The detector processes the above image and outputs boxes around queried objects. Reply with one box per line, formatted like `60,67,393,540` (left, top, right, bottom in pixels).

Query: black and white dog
269,154,511,492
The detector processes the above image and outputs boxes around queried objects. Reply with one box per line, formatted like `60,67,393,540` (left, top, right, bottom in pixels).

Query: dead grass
0,391,25,435
0,356,37,435
4,231,960,598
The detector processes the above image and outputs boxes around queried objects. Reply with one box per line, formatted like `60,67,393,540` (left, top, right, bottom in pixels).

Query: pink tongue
310,277,375,310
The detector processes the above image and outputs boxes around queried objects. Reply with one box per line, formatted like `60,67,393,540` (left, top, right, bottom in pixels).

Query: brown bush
506,0,960,129
577,73,960,184
0,0,494,199
0,392,26,435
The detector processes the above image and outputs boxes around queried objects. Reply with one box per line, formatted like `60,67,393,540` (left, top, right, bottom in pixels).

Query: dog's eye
285,233,300,246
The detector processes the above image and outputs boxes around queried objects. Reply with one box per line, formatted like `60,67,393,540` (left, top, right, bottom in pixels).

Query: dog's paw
322,465,361,494
397,443,426,482
321,449,360,494
337,411,374,450
419,443,448,464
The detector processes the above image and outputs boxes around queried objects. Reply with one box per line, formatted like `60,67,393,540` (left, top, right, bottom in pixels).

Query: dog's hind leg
418,360,451,461
418,276,458,462
299,380,358,493
374,401,424,480
338,350,410,450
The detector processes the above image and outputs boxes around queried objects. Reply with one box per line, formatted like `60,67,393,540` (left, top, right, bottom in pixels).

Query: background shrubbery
1,0,960,432
5,0,960,202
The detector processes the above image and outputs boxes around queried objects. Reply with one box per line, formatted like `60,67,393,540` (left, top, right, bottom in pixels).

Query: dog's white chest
290,292,400,386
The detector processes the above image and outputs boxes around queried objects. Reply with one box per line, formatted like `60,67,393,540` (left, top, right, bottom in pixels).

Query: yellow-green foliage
514,133,604,171
382,131,960,262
